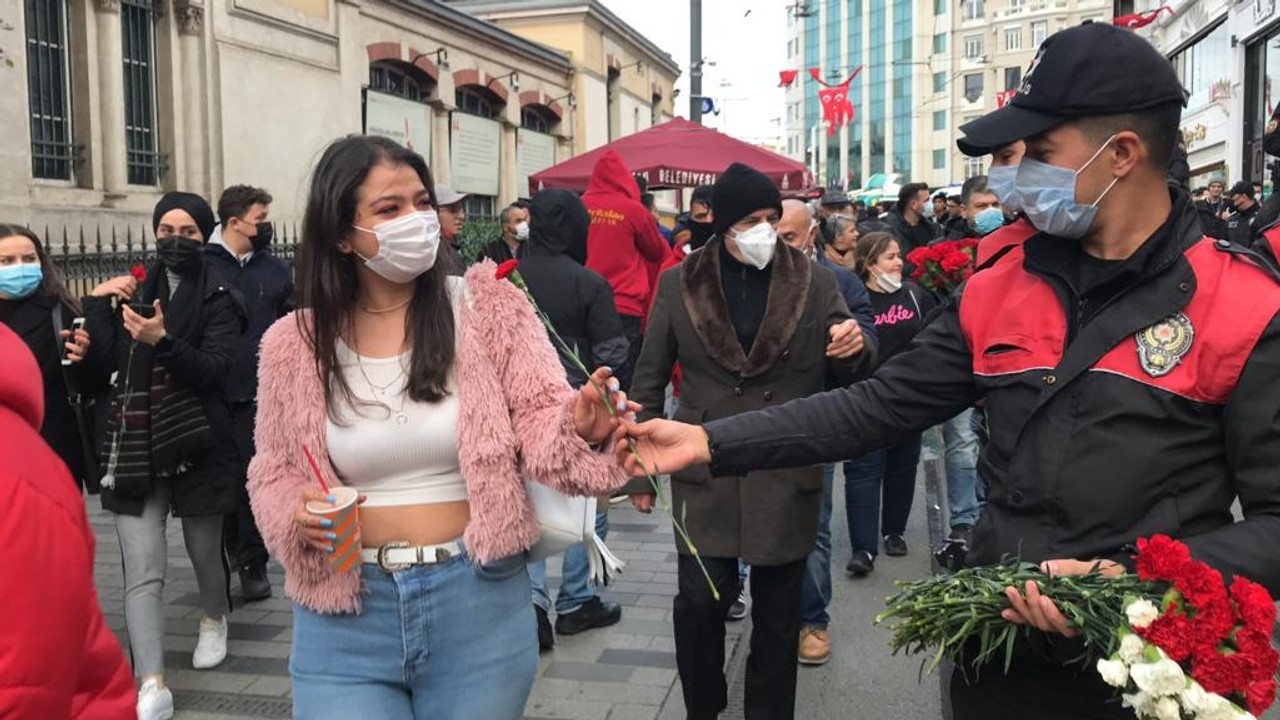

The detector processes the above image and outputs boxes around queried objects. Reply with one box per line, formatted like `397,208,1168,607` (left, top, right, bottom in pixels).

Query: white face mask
352,210,441,284
514,221,530,241
732,222,778,270
874,269,903,293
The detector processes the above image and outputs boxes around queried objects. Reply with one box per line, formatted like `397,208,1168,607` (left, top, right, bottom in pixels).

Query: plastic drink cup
307,486,360,572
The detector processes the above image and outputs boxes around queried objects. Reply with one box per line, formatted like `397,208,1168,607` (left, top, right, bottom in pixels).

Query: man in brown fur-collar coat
628,163,873,720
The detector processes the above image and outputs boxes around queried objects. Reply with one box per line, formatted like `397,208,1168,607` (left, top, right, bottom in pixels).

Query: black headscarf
152,191,217,241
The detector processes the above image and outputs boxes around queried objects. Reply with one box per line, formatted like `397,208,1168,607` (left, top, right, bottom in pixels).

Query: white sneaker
192,615,228,669
136,679,174,720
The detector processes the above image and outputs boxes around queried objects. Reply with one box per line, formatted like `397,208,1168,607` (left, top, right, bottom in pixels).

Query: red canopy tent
528,117,815,195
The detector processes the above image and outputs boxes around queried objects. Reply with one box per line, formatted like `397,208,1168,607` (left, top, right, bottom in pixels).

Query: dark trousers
951,660,1130,720
223,401,268,569
844,433,923,557
618,314,644,392
675,554,806,720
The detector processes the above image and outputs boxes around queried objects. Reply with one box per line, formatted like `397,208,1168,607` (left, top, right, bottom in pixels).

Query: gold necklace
360,297,412,314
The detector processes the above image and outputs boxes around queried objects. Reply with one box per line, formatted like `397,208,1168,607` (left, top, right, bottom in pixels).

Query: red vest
976,217,1038,267
960,237,1280,405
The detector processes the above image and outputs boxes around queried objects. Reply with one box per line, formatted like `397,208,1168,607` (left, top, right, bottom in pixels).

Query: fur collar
681,237,812,378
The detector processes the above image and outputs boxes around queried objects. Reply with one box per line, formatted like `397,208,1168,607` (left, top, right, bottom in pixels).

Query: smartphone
61,317,86,366
126,302,156,319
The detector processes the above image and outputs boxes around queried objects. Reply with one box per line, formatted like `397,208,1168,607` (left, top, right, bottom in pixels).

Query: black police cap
957,23,1187,153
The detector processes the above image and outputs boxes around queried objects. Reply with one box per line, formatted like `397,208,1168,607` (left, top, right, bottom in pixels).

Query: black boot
536,605,554,652
554,597,622,636
239,563,272,602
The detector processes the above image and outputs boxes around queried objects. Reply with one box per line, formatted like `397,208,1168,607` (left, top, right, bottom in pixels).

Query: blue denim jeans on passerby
529,509,609,615
290,549,538,720
799,464,835,628
943,409,982,529
844,434,924,558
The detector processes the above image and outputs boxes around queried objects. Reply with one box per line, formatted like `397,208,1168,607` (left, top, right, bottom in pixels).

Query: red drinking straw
302,445,331,495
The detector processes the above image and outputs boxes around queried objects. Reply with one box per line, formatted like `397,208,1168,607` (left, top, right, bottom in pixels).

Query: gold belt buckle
376,541,412,573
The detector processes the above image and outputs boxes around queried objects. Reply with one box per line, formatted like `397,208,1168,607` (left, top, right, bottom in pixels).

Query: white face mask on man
352,210,442,284
514,221,530,241
732,222,778,270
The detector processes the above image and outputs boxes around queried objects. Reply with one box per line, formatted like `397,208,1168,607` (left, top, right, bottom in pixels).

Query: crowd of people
5,18,1280,720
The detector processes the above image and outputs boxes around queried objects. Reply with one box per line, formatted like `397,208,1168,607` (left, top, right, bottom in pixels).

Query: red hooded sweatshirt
0,325,135,719
583,151,670,319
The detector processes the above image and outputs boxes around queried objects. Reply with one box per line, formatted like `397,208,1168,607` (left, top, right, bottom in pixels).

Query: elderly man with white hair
776,198,878,666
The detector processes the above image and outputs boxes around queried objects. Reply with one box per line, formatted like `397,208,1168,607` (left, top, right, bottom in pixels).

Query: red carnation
1139,610,1196,661
495,259,519,281
1230,576,1277,634
1136,534,1193,582
1192,649,1258,696
1247,679,1277,716
130,264,147,282
941,251,971,273
1235,628,1280,682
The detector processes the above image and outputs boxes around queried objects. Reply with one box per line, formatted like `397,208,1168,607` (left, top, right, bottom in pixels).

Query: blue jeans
943,409,981,528
529,509,609,614
844,434,924,558
290,551,537,720
800,464,835,628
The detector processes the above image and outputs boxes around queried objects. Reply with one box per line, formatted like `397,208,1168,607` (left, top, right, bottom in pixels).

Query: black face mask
250,222,274,252
157,236,204,275
687,220,715,251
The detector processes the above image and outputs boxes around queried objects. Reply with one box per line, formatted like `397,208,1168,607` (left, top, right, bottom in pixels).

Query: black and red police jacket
703,195,1280,596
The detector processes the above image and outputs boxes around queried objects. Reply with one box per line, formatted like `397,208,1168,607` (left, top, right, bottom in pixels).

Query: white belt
361,540,464,572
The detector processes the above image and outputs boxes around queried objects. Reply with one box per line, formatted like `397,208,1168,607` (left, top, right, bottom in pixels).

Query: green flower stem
510,271,721,601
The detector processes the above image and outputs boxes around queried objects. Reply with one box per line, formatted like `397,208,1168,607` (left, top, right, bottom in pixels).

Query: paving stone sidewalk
88,488,740,720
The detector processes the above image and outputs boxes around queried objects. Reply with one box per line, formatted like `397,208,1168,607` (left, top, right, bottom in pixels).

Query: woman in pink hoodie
247,136,630,719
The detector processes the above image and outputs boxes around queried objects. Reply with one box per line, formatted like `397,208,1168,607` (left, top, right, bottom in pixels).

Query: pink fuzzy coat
247,262,627,614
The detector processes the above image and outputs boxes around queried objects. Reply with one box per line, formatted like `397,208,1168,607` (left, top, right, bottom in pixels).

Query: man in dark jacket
1225,181,1260,246
618,24,1280,720
672,184,716,257
520,189,630,651
628,163,868,720
205,184,293,601
883,182,941,272
481,203,529,264
583,151,670,390
778,197,877,665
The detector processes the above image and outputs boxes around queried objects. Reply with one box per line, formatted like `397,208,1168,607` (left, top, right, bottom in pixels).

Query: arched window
456,85,501,119
369,61,433,102
520,105,555,133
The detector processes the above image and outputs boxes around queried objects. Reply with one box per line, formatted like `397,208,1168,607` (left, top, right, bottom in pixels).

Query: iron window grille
122,0,162,186
26,0,77,180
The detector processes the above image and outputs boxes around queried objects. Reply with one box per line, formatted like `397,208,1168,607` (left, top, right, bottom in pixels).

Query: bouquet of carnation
875,535,1278,719
905,238,978,295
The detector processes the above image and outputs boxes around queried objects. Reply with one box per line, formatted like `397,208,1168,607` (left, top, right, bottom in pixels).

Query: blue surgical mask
0,263,43,300
986,165,1023,215
1015,136,1119,239
973,207,1006,236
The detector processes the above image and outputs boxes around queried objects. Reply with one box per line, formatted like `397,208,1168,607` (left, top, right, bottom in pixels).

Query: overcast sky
600,0,788,147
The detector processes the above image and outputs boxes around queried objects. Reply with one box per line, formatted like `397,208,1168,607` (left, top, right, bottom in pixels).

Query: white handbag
525,480,625,586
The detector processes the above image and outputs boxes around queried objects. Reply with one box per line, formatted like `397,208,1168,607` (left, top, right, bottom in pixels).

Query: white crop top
324,279,468,507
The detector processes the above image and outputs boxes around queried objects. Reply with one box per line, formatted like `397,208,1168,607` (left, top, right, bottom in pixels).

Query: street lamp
409,47,449,71
548,92,577,110
489,71,520,94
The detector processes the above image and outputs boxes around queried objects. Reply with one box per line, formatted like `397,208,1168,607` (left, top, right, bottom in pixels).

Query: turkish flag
1114,6,1174,29
779,70,799,88
818,83,854,136
996,90,1018,108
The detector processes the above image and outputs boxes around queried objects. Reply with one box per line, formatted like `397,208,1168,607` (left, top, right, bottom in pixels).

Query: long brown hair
0,223,81,313
852,231,898,283
296,135,454,422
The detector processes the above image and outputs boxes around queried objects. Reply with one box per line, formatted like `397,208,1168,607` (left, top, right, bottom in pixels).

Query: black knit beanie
153,191,217,241
711,163,783,236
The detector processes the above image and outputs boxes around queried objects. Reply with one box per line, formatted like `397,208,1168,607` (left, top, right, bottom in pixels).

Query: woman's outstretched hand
613,418,712,477
572,366,641,445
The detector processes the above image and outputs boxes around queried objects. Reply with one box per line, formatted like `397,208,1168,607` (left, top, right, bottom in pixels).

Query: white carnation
1193,692,1252,720
1097,658,1131,688
1123,690,1156,716
1120,633,1147,664
1180,682,1211,713
1126,598,1160,629
1129,657,1187,697
1154,696,1181,720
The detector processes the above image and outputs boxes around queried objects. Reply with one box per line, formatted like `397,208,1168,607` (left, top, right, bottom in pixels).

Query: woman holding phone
0,224,100,489
247,135,630,719
84,192,244,720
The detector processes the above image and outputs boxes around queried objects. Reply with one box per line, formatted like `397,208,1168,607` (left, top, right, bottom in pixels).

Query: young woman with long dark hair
0,224,99,488
247,135,630,719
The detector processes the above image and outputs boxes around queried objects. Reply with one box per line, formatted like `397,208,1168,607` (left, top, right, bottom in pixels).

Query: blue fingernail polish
320,518,333,528
325,494,336,503
326,546,334,554
603,366,612,374
326,532,337,541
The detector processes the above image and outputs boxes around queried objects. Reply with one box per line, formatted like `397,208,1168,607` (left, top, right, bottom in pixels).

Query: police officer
616,23,1280,720
1224,181,1260,246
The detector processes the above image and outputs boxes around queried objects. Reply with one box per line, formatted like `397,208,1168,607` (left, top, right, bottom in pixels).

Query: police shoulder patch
1136,312,1194,377
1268,119,1279,135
